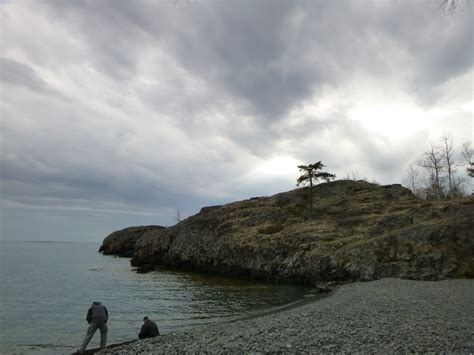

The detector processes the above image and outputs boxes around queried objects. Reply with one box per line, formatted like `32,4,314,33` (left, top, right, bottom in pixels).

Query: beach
104,278,474,353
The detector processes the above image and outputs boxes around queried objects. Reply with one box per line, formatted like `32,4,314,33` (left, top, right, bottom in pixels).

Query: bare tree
440,133,458,197
438,0,472,14
344,170,360,181
405,163,422,196
461,142,474,195
461,141,474,178
174,208,183,223
410,136,470,199
418,142,445,199
451,176,467,197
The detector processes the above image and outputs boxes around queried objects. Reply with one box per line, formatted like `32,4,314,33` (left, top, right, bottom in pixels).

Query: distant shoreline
0,240,100,244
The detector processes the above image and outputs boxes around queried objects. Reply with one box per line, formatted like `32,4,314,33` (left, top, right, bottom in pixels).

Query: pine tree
297,161,335,212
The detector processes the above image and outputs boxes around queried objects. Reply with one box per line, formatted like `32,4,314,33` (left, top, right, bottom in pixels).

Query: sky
0,0,472,242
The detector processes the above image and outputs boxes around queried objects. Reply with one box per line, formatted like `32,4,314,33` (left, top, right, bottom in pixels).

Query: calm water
0,241,311,354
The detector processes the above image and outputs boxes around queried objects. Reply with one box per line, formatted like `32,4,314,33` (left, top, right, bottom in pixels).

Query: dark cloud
36,0,473,118
0,0,472,241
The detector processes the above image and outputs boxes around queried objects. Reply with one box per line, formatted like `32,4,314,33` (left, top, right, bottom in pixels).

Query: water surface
0,241,312,354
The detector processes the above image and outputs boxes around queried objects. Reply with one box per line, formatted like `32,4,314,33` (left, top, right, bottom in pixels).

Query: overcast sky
1,0,472,242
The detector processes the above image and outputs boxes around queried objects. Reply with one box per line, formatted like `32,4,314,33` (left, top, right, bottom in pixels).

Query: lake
0,241,312,354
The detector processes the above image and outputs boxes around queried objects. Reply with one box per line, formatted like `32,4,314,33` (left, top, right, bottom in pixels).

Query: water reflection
145,269,312,325
109,263,312,331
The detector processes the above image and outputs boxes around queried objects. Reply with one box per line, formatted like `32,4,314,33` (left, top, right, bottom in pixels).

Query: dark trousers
80,321,107,351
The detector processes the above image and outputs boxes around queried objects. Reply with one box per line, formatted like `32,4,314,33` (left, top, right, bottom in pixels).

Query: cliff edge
100,180,474,284
99,225,164,257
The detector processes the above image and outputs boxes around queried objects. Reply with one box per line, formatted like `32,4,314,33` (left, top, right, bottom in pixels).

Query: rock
99,225,164,257
314,281,337,293
136,264,155,273
103,180,474,283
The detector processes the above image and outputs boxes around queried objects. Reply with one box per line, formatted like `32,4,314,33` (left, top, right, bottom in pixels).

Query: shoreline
92,278,473,353
76,289,333,354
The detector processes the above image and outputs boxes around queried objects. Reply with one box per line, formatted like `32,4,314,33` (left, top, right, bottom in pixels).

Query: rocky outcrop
100,181,474,284
99,225,164,257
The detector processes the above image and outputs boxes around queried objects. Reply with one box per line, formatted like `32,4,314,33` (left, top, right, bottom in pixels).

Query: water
0,241,312,354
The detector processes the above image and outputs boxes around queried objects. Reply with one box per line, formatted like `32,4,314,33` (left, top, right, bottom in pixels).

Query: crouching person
139,316,160,339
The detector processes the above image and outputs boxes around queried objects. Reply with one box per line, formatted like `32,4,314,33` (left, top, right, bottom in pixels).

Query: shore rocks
100,180,474,283
105,279,474,353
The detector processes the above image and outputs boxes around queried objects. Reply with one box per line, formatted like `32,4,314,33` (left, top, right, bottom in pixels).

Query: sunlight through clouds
348,104,430,139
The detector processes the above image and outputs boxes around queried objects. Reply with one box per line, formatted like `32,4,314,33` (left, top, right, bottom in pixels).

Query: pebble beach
104,278,474,354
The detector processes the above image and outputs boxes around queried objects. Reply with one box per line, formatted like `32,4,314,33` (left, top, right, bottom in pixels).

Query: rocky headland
99,225,164,257
100,180,474,284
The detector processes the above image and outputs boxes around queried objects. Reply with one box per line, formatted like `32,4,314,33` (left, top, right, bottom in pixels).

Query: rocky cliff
99,225,164,257
100,180,474,284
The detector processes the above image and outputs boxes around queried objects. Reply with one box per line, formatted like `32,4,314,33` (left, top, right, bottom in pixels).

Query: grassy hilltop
100,180,474,284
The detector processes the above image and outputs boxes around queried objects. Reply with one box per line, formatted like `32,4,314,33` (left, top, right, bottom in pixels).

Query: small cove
0,241,313,354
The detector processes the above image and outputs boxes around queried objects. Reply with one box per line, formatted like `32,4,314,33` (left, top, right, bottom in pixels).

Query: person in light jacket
79,301,108,353
138,316,160,339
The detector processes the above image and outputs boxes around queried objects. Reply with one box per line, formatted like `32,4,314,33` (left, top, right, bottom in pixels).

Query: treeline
405,134,473,199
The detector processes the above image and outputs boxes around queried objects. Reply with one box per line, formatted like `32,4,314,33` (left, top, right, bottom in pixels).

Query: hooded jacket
139,319,160,339
86,302,108,324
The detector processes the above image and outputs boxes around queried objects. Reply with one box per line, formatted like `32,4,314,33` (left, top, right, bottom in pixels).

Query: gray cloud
0,58,58,95
35,0,473,118
0,0,472,241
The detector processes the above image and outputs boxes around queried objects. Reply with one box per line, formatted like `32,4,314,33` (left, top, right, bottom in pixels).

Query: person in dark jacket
79,301,108,353
138,316,160,339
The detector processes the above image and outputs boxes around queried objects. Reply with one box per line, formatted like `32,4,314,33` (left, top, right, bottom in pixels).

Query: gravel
105,278,474,353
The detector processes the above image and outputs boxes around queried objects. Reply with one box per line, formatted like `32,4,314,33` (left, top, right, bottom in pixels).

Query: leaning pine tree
297,161,336,212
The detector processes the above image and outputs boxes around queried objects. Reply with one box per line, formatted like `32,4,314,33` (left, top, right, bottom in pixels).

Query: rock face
99,225,164,257
100,181,474,284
